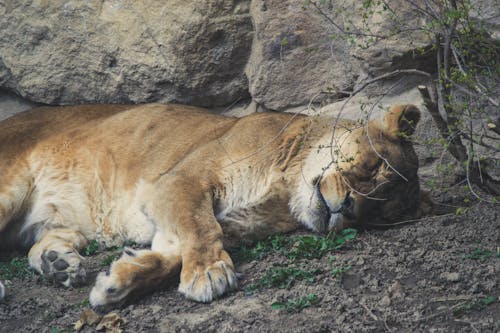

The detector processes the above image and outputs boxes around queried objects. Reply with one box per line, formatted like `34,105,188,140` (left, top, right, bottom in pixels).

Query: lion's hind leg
0,159,33,232
89,247,181,308
28,228,88,287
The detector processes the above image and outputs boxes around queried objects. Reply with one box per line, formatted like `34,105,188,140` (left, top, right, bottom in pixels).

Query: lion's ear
382,104,421,140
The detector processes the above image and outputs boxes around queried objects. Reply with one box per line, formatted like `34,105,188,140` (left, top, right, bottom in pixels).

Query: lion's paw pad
178,260,238,303
41,250,86,287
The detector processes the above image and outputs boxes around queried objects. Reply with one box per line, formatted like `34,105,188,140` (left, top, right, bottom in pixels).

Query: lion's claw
178,260,238,303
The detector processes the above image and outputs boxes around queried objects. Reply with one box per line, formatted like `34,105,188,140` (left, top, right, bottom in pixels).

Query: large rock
245,0,432,110
0,0,252,106
245,0,359,110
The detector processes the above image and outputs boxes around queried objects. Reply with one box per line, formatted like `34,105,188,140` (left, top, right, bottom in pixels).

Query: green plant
232,234,290,262
271,294,321,312
233,228,357,263
236,229,357,308
73,298,90,309
332,265,352,277
286,228,357,260
246,267,322,293
462,248,494,261
0,257,34,281
82,240,99,256
49,328,68,333
101,254,118,267
453,295,497,315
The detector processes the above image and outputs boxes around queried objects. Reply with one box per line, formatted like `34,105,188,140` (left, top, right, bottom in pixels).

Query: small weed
50,328,68,333
232,234,290,262
332,265,352,277
233,228,357,263
246,267,322,293
462,248,494,261
286,228,357,260
101,254,118,267
271,294,321,312
236,229,357,308
82,240,99,256
0,257,34,281
453,295,497,315
73,298,90,309
483,296,496,306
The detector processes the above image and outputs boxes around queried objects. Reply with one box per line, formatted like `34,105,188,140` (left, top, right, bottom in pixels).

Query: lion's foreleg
139,175,237,303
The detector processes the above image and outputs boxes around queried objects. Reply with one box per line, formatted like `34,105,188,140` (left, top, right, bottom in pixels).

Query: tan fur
0,103,428,306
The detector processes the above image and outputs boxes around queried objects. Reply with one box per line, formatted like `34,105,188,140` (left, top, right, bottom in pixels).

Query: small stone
388,281,404,299
379,295,391,307
440,272,460,282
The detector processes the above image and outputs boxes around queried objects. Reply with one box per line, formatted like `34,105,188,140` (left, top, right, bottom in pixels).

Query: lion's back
0,104,133,171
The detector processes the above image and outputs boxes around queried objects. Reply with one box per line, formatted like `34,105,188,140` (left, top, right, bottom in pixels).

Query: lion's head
292,104,430,233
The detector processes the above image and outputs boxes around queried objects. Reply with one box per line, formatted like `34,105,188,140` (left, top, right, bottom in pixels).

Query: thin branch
365,212,456,227
450,46,499,107
310,1,389,39
359,300,380,321
407,0,439,19
460,132,500,153
348,69,432,98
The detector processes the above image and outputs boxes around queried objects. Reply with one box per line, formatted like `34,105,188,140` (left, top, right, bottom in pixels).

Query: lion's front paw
39,249,87,287
178,252,237,303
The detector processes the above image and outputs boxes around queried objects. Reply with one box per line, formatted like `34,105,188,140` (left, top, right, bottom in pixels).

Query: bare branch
450,46,499,107
345,69,432,98
310,1,389,39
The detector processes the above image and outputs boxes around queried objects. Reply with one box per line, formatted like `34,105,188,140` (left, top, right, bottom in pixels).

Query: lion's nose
340,192,356,219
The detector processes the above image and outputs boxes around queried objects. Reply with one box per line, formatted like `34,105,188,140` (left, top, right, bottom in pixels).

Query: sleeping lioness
0,103,427,307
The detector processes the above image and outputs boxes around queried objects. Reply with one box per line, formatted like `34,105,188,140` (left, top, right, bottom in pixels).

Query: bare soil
0,187,498,333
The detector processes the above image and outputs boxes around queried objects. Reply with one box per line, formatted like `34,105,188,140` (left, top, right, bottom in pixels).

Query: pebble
440,272,460,282
379,295,391,307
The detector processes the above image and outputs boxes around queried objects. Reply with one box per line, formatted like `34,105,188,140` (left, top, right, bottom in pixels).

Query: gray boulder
0,0,252,106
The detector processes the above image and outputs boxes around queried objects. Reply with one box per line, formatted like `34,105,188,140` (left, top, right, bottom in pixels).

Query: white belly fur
23,169,156,247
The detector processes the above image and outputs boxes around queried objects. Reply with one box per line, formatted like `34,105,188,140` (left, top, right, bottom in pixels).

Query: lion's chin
308,201,357,234
327,214,356,232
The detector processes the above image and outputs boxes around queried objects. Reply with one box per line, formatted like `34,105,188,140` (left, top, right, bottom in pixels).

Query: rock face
0,0,494,110
246,0,360,110
0,0,252,106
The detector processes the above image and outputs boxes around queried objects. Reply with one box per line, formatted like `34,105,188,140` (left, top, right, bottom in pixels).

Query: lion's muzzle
335,192,356,220
315,183,356,233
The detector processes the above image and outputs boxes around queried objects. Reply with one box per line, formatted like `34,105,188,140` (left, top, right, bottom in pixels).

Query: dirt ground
0,184,498,333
